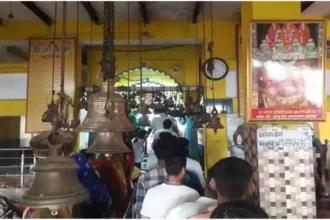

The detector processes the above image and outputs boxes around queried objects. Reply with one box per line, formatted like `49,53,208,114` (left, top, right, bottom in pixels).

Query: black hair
153,138,174,160
212,157,253,200
137,129,147,139
159,132,176,140
205,164,217,199
173,137,189,157
80,149,94,160
165,156,187,177
163,119,173,129
210,201,269,219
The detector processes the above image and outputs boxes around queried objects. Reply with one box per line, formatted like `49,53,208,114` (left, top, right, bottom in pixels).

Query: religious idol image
250,21,325,121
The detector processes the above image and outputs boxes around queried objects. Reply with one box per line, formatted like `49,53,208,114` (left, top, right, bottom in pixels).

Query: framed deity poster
247,21,326,122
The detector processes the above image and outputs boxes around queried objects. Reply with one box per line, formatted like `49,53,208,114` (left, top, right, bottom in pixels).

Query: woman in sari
70,150,112,218
93,154,130,218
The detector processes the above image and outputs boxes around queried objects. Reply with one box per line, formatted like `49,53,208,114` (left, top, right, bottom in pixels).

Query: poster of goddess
248,21,326,122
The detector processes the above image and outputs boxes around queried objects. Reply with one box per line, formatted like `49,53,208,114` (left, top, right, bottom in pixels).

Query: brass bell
87,132,131,154
22,138,89,213
77,82,134,133
30,130,75,158
207,107,224,134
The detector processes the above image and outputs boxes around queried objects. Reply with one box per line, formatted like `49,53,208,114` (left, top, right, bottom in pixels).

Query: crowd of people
3,110,272,219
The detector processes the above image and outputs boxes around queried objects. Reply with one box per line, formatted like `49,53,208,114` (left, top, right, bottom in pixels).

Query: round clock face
202,58,229,81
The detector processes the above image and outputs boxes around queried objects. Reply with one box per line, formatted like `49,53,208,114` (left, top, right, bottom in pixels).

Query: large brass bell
22,136,89,213
207,107,224,134
88,132,131,154
30,130,75,158
77,82,134,133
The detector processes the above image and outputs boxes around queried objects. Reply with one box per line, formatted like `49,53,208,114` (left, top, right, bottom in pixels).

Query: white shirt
145,155,205,187
153,129,177,139
150,113,177,133
131,138,144,163
187,158,205,187
140,183,199,218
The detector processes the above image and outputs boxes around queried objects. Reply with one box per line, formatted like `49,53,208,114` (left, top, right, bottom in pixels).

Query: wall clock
202,57,229,81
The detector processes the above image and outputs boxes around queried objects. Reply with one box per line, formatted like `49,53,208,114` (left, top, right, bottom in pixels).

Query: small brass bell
87,132,131,154
30,130,75,158
207,107,224,134
77,82,134,133
22,137,89,212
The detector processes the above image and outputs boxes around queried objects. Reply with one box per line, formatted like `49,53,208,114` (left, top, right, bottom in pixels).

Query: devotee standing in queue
70,150,112,218
132,130,147,169
140,156,199,218
148,109,179,135
153,119,178,139
192,157,268,218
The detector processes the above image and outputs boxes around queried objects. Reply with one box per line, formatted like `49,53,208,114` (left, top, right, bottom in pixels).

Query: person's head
80,149,95,164
163,119,173,129
211,157,254,203
153,138,175,163
165,156,187,182
137,129,147,139
173,137,189,158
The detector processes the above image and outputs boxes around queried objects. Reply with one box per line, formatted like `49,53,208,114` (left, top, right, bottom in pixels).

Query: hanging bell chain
102,2,116,81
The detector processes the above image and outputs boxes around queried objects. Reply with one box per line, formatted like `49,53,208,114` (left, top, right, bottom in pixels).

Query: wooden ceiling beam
80,2,101,24
6,46,28,61
139,2,149,24
301,1,315,12
192,2,202,24
21,2,52,26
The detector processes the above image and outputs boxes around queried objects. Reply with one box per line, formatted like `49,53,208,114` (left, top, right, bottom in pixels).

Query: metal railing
0,148,35,189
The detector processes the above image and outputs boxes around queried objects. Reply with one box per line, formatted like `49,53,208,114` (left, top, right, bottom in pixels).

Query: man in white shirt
153,119,177,139
140,156,199,218
148,111,178,135
131,130,147,169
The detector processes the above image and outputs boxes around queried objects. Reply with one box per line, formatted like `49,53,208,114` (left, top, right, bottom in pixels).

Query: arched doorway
115,67,180,87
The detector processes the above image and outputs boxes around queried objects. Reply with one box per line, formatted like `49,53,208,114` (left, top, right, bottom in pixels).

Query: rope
51,2,57,101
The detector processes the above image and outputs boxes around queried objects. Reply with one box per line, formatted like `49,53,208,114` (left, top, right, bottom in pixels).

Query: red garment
126,152,135,168
297,24,310,47
93,157,129,218
280,23,298,48
267,24,280,48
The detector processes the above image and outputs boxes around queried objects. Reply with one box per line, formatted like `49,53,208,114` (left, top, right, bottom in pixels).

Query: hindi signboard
257,128,312,150
26,38,76,133
247,21,326,122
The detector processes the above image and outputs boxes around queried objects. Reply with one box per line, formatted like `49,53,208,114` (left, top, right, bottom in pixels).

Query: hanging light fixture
206,2,224,133
77,2,133,154
22,2,89,212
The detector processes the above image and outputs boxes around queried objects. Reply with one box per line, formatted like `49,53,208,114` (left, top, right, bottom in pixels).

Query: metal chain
60,2,66,95
102,2,115,81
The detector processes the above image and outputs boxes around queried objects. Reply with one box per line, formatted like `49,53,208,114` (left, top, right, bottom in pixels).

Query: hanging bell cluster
77,82,134,154
207,106,224,134
22,133,89,213
30,130,75,158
